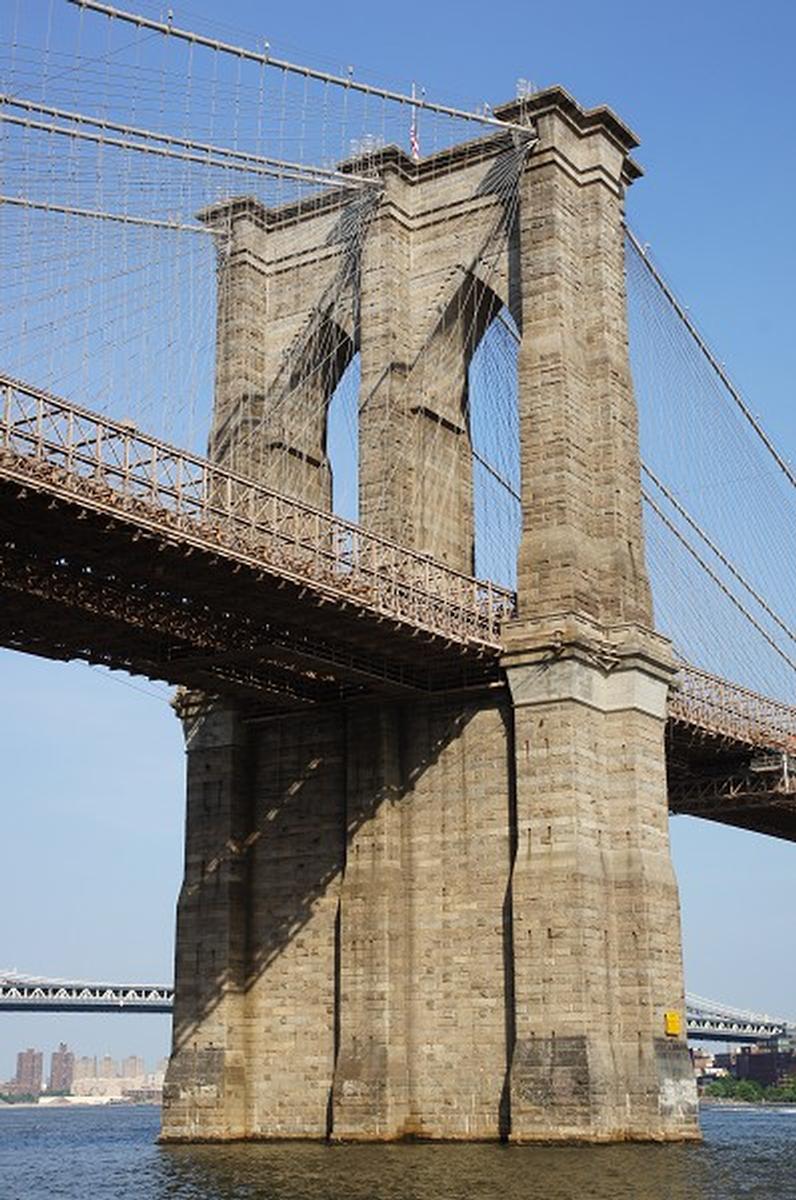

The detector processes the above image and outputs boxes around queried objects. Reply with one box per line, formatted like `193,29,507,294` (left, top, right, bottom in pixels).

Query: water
1,1105,795,1200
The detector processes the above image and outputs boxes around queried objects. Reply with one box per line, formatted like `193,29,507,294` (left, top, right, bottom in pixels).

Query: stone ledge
504,655,669,718
502,613,676,716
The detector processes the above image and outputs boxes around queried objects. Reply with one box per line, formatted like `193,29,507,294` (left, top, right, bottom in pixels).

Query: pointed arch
468,304,521,589
326,350,360,523
253,312,355,509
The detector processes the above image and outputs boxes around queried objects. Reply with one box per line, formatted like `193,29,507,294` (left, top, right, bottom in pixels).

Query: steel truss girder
0,374,513,654
0,545,450,700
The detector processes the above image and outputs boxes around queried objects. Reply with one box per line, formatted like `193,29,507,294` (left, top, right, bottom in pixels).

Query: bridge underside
3,470,794,843
667,722,796,842
0,472,501,708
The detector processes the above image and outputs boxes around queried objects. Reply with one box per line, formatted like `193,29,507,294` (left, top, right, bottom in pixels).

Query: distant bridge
0,973,172,1014
684,995,792,1044
0,973,791,1042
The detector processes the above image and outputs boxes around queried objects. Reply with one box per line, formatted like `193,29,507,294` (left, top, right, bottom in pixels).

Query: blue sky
1,0,795,1078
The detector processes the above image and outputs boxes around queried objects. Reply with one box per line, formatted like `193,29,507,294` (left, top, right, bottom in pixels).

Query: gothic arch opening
467,304,520,590
258,314,354,508
326,350,360,523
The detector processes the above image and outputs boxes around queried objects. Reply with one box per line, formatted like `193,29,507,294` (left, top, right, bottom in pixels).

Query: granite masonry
162,87,699,1143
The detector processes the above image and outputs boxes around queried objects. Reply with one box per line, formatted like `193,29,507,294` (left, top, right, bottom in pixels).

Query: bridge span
2,375,795,841
1,973,790,1045
0,973,172,1014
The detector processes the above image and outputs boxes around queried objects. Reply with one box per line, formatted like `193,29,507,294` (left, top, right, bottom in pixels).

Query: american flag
410,116,420,161
410,83,420,161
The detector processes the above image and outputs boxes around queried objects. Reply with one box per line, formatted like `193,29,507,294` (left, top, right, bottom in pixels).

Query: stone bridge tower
162,87,699,1143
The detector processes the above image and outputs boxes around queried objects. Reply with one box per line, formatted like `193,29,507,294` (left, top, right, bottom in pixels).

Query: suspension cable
0,194,207,233
642,488,796,676
67,0,533,134
642,463,796,648
626,226,796,492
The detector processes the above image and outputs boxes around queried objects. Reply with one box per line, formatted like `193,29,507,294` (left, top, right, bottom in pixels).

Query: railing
685,1014,788,1042
0,375,516,650
671,663,796,752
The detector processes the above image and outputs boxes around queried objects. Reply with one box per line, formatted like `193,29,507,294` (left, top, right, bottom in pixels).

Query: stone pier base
162,652,698,1143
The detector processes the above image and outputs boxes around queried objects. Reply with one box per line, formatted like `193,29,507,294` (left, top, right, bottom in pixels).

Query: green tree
734,1080,764,1102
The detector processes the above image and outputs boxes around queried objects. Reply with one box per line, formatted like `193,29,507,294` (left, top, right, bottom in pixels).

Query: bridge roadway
1,974,789,1043
1,374,795,840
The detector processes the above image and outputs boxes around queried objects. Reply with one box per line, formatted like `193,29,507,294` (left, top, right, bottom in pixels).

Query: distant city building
98,1054,118,1080
147,1061,168,1090
73,1055,98,1082
73,1054,164,1101
4,1048,166,1100
48,1043,75,1093
73,1077,127,1099
14,1048,43,1095
122,1055,145,1079
716,1043,796,1088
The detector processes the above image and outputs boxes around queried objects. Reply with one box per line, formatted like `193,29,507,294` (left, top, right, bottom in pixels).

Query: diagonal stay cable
0,94,373,187
0,112,364,189
642,463,796,648
626,226,796,493
642,488,796,677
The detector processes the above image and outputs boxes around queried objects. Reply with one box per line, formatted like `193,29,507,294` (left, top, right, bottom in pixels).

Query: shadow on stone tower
162,86,699,1144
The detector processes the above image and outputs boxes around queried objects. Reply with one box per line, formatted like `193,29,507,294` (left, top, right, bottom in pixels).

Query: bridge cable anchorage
626,225,796,492
641,488,796,677
66,0,535,135
641,463,796,648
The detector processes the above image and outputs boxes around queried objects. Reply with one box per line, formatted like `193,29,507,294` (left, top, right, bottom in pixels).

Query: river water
1,1104,794,1200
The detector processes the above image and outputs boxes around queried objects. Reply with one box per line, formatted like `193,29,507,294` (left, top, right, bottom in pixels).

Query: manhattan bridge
1,0,794,1144
2,972,792,1048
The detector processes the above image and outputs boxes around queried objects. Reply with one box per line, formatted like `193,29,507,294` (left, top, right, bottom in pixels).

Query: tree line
704,1077,796,1103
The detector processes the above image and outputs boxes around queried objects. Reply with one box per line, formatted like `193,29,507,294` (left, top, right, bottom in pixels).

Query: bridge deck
1,375,795,837
0,375,513,701
667,667,796,841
